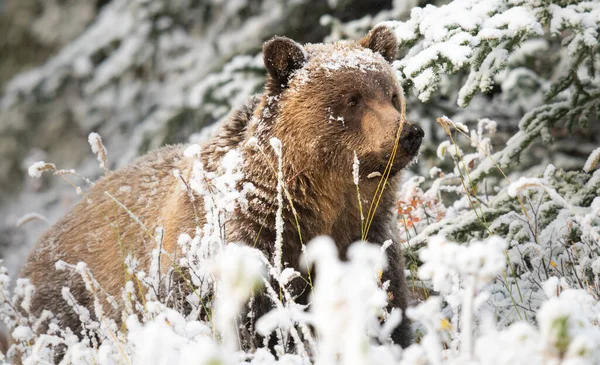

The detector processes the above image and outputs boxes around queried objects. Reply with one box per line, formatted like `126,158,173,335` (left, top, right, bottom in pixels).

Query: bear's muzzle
399,123,424,156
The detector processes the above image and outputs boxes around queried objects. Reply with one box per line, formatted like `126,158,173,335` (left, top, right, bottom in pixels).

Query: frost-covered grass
2,0,600,364
2,119,599,364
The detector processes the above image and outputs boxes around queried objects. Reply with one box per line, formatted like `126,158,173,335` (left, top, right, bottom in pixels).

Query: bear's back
23,145,192,325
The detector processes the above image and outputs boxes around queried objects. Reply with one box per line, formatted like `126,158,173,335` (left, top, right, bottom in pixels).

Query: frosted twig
88,132,109,174
584,147,600,173
28,161,56,178
104,191,149,234
270,137,284,274
16,213,50,227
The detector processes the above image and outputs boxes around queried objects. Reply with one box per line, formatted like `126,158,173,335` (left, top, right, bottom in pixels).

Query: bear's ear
263,37,307,89
359,25,398,64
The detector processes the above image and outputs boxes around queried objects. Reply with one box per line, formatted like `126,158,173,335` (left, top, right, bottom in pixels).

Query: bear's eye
347,95,361,108
392,93,401,111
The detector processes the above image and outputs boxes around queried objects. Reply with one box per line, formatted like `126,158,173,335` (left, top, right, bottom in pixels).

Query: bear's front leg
366,217,412,348
380,239,412,348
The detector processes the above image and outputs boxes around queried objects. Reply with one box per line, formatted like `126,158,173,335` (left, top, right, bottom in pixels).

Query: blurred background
0,0,598,278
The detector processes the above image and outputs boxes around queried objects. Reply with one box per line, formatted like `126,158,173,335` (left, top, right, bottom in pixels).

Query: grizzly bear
22,25,423,350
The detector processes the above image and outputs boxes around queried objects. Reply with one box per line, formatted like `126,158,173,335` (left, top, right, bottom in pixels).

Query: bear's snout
400,123,424,155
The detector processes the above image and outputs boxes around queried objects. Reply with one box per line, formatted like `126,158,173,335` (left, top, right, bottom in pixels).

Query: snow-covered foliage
1,0,600,364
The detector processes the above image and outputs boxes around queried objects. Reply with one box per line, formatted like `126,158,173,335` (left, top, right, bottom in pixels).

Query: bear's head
259,25,423,180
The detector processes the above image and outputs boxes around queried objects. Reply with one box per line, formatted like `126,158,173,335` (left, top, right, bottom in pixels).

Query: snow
481,7,543,39
11,326,34,342
402,43,472,78
542,276,569,298
507,176,545,198
382,20,417,44
583,147,600,173
436,141,451,159
419,235,507,294
305,238,391,365
385,0,549,105
183,144,202,159
88,132,108,170
213,244,266,352
320,48,382,73
28,161,56,178
290,46,388,93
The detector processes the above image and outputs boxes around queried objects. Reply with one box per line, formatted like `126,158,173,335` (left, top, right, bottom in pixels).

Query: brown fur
22,26,423,349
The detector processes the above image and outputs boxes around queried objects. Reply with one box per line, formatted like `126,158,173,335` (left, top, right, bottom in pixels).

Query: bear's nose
399,123,424,155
